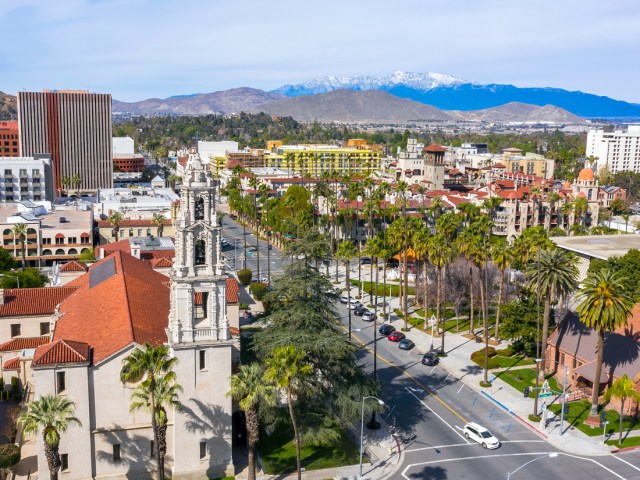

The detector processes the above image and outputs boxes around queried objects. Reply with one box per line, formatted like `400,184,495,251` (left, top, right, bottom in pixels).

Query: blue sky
2,0,639,102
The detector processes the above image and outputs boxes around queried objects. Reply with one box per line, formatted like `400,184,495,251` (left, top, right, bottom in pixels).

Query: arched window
195,239,206,265
27,228,37,235
3,229,11,236
42,249,52,256
55,249,65,256
68,248,78,255
195,196,205,220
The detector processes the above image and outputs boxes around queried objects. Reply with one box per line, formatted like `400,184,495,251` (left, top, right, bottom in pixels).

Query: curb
479,390,549,439
611,444,640,454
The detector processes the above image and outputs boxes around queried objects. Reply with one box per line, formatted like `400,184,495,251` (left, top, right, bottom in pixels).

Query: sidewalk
333,264,615,457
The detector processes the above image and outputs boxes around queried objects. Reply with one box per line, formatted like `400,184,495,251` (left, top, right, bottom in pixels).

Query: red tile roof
2,356,20,370
424,144,446,153
0,336,50,352
493,162,507,168
150,257,173,268
226,278,239,304
33,340,90,366
60,261,88,272
0,287,77,317
51,251,170,365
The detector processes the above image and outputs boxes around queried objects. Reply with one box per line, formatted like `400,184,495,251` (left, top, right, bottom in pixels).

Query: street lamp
602,420,609,445
507,453,558,479
429,314,437,351
0,273,20,289
360,396,385,477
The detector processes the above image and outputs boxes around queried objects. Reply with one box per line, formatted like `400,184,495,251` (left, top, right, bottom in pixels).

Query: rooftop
0,287,77,317
551,235,640,260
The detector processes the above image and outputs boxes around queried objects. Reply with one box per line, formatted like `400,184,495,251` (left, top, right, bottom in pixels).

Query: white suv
462,422,500,449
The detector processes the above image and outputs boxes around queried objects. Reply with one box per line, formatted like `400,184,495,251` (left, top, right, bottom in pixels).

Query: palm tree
573,196,588,229
264,346,312,480
71,174,81,196
411,227,432,331
152,213,166,237
429,234,452,353
120,343,178,480
577,268,635,416
387,217,414,330
337,240,357,338
603,374,640,444
228,364,276,480
108,211,124,242
249,177,261,280
11,222,27,271
18,395,81,480
129,373,182,474
60,175,70,194
490,242,513,342
527,248,578,381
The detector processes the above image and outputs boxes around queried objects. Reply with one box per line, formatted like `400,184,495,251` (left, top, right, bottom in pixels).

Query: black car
360,256,372,265
354,305,366,316
398,338,415,350
378,324,396,336
421,352,439,366
386,259,399,268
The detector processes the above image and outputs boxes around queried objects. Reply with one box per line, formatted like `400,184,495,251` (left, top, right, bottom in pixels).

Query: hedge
237,269,252,286
249,282,268,301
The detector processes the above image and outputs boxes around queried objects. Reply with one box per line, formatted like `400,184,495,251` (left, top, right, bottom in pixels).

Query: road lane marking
343,324,469,424
401,452,626,480
405,387,470,444
611,454,640,473
404,439,546,453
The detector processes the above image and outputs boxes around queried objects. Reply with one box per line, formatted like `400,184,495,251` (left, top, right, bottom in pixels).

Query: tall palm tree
490,242,513,342
120,343,178,480
337,240,357,338
573,196,588,229
603,374,640,443
228,364,276,480
264,346,312,480
11,222,27,271
411,227,432,331
108,211,124,242
18,395,81,480
577,268,635,416
71,174,81,196
152,213,166,237
259,183,272,283
395,181,410,327
429,234,452,353
387,217,414,330
526,248,579,380
249,177,261,280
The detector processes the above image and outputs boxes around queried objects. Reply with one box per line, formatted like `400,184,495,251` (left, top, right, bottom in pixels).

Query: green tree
18,395,81,480
11,223,27,271
107,211,124,243
60,176,70,193
120,344,178,480
577,268,635,416
71,174,81,196
603,374,640,444
264,346,313,480
429,234,452,353
337,240,357,337
152,213,166,237
491,241,513,342
228,364,276,480
0,247,17,271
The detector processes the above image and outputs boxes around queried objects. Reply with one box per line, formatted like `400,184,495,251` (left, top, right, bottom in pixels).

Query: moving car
398,338,415,350
378,324,395,336
421,352,439,366
462,423,500,449
387,331,406,342
220,237,229,247
354,305,366,316
362,310,376,322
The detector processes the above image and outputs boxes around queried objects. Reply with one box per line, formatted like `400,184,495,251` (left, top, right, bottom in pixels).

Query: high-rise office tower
18,91,113,192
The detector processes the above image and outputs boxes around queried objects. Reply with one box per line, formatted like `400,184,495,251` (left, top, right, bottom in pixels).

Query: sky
2,0,640,102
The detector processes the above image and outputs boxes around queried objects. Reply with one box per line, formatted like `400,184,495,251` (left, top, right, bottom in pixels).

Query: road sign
539,392,553,398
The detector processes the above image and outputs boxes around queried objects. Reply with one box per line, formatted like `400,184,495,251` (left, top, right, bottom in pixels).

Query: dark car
386,259,399,268
422,352,439,366
360,256,372,265
388,331,406,342
354,305,366,316
378,324,396,336
398,338,415,350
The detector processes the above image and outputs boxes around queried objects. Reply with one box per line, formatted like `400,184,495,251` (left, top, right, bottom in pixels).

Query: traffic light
523,387,530,398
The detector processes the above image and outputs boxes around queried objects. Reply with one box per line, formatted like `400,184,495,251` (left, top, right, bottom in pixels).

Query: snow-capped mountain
273,71,467,96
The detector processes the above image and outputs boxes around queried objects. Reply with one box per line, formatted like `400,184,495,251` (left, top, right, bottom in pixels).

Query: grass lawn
494,368,559,397
470,347,535,370
606,436,640,449
349,280,415,296
258,423,360,474
548,399,640,437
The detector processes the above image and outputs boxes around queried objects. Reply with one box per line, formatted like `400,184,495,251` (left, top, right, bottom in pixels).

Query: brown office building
18,91,113,192
0,122,19,157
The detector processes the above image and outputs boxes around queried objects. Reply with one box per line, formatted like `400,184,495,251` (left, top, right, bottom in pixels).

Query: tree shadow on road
408,465,448,480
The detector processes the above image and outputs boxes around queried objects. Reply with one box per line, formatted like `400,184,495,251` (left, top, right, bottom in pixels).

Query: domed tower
573,165,598,201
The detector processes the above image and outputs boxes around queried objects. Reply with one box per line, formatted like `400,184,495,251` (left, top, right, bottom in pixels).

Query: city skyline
1,0,640,103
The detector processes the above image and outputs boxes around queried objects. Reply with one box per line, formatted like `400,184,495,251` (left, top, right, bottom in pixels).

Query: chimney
0,289,4,305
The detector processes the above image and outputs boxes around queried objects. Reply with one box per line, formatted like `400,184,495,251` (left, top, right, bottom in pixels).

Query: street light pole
360,396,385,478
507,453,558,479
429,314,436,351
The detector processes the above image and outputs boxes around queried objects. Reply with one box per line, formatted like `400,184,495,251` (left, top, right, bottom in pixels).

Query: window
129,229,133,237
67,237,77,244
195,197,205,220
81,236,90,244
199,350,206,371
113,444,121,462
55,237,64,245
3,169,10,175
199,441,207,459
194,240,206,265
10,324,21,338
61,454,69,471
40,322,50,336
42,238,52,245
56,371,66,394
138,229,142,236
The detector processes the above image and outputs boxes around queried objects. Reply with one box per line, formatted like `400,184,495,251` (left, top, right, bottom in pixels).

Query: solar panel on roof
89,257,117,288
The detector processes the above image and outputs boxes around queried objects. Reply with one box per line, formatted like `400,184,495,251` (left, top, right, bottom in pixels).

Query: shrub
249,282,268,301
237,269,252,286
470,347,497,366
239,302,249,310
528,414,541,422
0,443,20,470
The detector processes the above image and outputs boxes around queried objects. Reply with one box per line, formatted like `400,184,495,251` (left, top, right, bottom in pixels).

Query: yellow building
263,144,381,177
501,148,555,179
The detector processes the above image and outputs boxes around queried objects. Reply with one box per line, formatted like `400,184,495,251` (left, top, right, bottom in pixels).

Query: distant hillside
449,102,584,123
255,89,455,122
113,87,284,115
0,91,17,120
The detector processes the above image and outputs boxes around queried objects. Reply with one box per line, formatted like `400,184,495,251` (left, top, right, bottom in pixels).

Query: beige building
501,148,555,179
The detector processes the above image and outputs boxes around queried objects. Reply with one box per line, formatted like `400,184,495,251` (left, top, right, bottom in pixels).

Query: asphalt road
336,302,640,480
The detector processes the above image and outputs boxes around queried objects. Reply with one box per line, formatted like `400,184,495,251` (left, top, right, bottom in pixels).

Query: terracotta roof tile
2,356,20,370
0,287,77,317
424,143,446,153
33,339,90,366
150,257,173,268
0,336,50,352
226,278,239,304
60,261,88,272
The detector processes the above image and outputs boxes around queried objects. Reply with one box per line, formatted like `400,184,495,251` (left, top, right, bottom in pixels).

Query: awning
393,248,416,263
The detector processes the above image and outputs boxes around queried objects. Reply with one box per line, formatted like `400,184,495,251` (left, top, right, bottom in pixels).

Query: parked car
463,423,500,449
421,352,439,366
362,310,376,322
354,305,366,316
360,256,372,265
378,324,396,336
386,259,399,268
340,294,349,304
349,299,362,310
388,331,406,342
398,338,415,350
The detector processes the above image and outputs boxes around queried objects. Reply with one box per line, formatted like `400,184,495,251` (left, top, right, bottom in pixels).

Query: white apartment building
197,140,239,165
0,156,54,202
95,187,179,220
586,125,640,173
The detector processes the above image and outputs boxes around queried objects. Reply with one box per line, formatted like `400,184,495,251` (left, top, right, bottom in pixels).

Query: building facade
586,125,640,174
18,91,113,191
0,156,54,202
0,121,19,157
